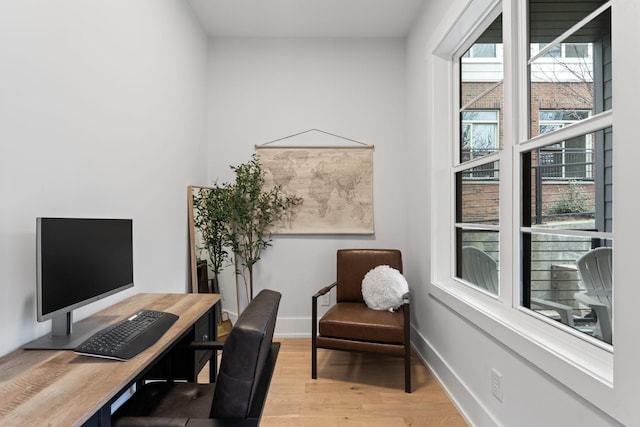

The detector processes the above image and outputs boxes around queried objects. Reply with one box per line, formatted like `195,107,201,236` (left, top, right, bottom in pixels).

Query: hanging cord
258,128,369,147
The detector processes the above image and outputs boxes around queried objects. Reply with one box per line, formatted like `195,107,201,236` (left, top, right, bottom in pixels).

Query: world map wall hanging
256,130,374,235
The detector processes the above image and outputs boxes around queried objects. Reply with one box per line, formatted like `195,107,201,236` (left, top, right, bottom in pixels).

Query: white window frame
431,0,615,416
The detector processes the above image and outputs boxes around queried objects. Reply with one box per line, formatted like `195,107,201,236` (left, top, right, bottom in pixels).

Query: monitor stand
23,311,106,350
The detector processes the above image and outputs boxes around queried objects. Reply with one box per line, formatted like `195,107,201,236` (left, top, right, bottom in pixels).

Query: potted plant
226,155,301,308
192,154,301,314
192,186,232,295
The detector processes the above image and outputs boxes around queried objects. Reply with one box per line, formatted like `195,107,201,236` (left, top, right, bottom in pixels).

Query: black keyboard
74,310,179,361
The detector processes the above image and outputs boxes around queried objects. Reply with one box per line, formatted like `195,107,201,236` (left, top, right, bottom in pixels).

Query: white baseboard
410,325,496,427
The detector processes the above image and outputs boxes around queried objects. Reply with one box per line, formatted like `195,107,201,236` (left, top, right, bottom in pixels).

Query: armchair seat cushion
318,302,405,344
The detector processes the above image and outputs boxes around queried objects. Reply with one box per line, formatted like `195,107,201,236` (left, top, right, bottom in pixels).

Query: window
455,13,503,295
536,43,591,59
463,43,497,58
462,110,499,166
565,43,589,58
451,1,613,345
524,1,612,344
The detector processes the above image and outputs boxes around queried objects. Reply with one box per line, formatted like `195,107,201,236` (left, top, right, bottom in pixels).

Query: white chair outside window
461,246,576,327
574,247,613,344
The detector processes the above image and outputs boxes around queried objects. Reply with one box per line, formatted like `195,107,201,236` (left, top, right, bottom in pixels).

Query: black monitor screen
37,218,134,321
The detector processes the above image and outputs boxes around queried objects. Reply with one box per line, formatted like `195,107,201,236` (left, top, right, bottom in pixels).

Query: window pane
565,43,589,58
460,14,503,162
524,127,612,232
539,110,589,122
523,233,613,344
462,111,498,121
539,124,562,134
472,43,496,57
457,161,500,224
529,2,611,138
539,43,561,57
462,116,498,161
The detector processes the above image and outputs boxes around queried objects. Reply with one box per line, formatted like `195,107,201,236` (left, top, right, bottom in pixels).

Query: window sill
428,279,614,405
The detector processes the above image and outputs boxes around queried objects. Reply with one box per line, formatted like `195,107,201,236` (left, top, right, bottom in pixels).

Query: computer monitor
23,217,134,350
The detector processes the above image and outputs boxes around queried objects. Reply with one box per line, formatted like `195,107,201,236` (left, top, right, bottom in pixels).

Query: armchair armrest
402,292,411,305
313,282,337,299
312,282,336,331
311,282,337,380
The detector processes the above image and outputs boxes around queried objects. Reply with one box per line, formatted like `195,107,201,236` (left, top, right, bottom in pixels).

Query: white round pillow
362,265,409,311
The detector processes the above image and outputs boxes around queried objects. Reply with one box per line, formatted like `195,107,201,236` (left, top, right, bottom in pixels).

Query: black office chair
113,289,281,427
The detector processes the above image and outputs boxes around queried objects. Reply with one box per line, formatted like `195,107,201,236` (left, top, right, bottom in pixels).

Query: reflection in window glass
524,127,611,230
458,162,500,224
471,43,497,58
538,110,593,180
460,14,503,163
456,13,502,296
565,43,589,58
525,0,613,345
462,111,499,161
529,4,611,138
539,110,590,123
539,43,561,57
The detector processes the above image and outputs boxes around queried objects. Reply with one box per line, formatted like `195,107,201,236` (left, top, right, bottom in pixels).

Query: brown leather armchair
312,249,411,393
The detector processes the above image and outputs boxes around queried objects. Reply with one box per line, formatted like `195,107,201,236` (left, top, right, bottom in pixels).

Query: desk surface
0,293,220,427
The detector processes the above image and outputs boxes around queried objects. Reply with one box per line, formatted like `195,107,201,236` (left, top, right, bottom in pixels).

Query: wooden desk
0,293,220,427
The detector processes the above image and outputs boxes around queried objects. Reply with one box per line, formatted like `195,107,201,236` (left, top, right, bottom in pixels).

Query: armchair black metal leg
403,301,411,393
311,296,318,379
312,340,317,379
404,351,411,393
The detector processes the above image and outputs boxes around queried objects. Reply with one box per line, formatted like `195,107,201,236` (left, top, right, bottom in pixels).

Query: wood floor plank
260,338,467,426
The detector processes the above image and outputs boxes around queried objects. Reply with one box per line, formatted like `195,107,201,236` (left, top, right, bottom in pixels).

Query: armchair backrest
210,289,281,419
336,249,403,303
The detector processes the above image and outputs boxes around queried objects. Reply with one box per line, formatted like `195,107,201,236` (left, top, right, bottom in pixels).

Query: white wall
0,0,209,355
206,38,408,331
407,0,640,426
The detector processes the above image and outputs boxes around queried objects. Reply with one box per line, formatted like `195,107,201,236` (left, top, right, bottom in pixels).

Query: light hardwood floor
252,338,467,427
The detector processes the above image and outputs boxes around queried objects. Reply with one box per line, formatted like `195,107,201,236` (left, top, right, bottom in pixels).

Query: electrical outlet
491,368,503,402
321,294,330,306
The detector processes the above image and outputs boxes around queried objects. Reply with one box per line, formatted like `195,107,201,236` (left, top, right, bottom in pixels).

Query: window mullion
500,0,520,306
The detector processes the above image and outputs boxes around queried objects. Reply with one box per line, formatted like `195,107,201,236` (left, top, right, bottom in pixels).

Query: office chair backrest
336,249,403,303
210,289,281,419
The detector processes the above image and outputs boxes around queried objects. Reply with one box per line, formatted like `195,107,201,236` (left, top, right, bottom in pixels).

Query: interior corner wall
205,38,408,331
0,0,209,356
